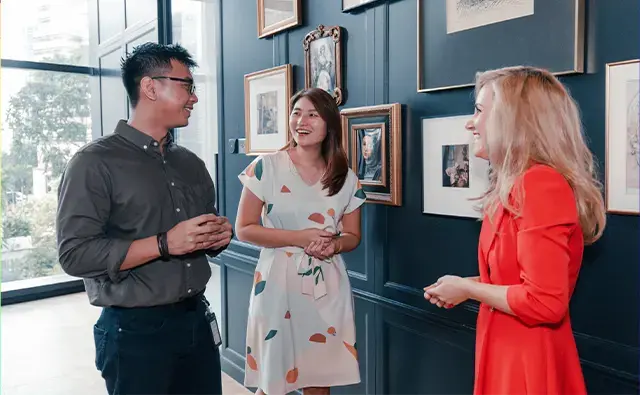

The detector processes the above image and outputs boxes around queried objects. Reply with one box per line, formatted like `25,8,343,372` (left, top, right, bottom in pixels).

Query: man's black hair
120,42,198,107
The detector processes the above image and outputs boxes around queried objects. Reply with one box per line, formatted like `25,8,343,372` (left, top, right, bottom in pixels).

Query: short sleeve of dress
344,170,366,214
238,155,270,202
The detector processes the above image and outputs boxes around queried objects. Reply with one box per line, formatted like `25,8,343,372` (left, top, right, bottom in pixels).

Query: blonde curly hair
473,66,606,245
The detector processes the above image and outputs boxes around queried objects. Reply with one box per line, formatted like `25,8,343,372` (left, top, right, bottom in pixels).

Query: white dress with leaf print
238,150,365,394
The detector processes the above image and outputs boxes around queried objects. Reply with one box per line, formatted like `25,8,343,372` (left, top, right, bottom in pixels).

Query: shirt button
143,145,148,150
187,289,192,294
163,160,167,164
176,208,181,212
187,263,191,268
153,141,158,146
171,182,175,186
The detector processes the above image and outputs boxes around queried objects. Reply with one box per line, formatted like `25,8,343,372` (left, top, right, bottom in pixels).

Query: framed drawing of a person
605,59,640,215
304,24,344,105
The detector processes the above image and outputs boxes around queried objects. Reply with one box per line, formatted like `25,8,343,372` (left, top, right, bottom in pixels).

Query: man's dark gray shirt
56,120,226,308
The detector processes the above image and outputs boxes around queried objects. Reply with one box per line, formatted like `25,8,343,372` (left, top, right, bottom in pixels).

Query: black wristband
157,232,170,261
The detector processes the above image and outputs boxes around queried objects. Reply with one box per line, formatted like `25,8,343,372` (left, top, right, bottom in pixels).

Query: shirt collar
114,120,174,151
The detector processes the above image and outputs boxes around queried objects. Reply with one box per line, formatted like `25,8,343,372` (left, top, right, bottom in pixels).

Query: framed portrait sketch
244,64,293,156
422,114,489,218
257,0,301,38
304,24,343,105
342,0,383,12
341,103,402,206
417,0,585,92
605,59,640,215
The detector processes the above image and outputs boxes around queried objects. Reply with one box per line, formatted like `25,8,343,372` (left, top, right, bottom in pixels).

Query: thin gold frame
341,103,402,206
304,24,344,105
605,58,640,215
351,122,388,188
243,64,293,156
257,0,301,39
416,0,585,92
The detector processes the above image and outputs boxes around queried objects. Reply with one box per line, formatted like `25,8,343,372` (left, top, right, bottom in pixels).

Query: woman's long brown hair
283,88,349,196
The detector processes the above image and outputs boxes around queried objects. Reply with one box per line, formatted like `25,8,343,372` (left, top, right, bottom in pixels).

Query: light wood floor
1,291,251,395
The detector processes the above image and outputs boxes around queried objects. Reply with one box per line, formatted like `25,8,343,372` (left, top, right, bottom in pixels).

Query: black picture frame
417,0,585,92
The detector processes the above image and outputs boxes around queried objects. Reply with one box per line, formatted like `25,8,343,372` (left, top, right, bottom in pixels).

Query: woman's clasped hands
423,275,474,309
296,228,339,261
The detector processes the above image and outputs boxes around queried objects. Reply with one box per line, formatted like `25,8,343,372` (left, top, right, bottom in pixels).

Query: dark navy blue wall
214,1,640,393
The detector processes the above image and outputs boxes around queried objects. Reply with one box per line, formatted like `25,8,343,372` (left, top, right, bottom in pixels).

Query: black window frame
1,0,173,305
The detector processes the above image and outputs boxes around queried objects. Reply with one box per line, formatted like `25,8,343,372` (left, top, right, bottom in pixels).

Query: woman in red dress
423,66,606,395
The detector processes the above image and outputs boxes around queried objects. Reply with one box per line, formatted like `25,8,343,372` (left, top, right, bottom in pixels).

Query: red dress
474,165,588,395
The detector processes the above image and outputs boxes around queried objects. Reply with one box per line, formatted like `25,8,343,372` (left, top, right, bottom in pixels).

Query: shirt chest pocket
172,180,214,217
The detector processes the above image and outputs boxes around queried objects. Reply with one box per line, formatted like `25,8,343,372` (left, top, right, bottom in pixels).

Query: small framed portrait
422,114,490,218
342,0,383,12
304,24,343,105
257,0,301,38
352,124,386,186
605,59,640,215
244,64,293,155
341,103,402,206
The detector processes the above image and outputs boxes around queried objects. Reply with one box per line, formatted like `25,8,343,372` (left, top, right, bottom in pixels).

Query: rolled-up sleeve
56,152,132,282
506,167,578,326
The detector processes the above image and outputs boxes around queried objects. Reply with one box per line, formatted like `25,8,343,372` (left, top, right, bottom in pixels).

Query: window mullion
0,59,96,75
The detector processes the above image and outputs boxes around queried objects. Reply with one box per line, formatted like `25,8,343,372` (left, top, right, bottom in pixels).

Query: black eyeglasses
151,76,196,95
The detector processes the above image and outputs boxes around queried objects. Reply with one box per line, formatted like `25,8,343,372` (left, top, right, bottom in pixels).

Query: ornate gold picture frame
303,24,344,105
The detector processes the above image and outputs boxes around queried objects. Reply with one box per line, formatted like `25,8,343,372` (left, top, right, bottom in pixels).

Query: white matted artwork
342,0,379,12
605,59,640,215
257,0,301,38
244,64,292,155
446,0,535,34
422,115,490,218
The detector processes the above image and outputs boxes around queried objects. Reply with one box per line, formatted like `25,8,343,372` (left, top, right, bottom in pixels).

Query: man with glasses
56,42,231,395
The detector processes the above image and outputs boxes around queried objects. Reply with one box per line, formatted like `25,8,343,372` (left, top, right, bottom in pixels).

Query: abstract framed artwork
341,103,402,206
304,24,344,105
605,59,640,215
422,114,489,218
342,0,383,12
244,64,293,156
257,0,301,38
417,0,585,92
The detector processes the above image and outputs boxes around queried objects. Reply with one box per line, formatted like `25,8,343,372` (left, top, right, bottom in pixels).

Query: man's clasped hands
165,213,234,256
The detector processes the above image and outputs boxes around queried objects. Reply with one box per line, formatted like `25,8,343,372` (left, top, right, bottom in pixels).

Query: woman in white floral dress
235,88,365,395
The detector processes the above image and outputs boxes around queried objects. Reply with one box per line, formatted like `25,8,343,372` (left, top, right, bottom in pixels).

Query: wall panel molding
218,1,640,393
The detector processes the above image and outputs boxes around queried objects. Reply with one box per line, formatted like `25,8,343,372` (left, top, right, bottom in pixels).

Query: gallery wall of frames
214,1,640,393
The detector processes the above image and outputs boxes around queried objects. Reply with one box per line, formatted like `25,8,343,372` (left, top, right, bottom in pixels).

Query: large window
172,0,219,183
1,0,222,303
1,0,93,291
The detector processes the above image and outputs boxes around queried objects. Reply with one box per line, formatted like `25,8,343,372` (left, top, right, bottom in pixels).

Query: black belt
109,291,205,312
